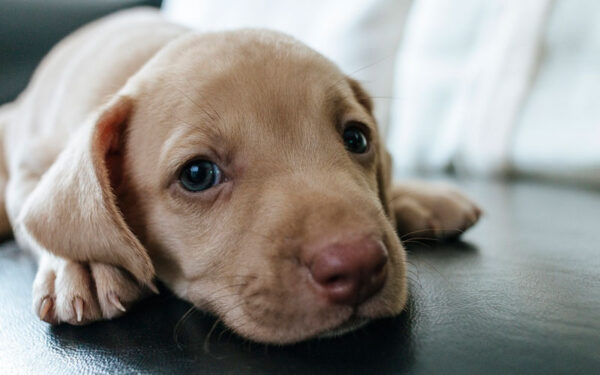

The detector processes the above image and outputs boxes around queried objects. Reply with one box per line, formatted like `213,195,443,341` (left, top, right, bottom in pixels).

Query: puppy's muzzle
304,236,388,306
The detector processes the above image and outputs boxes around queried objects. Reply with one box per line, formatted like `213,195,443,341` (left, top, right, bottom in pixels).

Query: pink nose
306,237,388,306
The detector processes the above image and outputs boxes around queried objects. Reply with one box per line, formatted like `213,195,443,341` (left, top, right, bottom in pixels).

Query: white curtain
163,0,600,186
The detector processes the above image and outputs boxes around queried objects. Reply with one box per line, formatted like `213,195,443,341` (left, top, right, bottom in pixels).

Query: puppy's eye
179,160,222,192
343,126,369,154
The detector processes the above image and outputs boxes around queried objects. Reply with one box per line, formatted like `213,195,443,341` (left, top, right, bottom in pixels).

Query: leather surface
1,179,599,374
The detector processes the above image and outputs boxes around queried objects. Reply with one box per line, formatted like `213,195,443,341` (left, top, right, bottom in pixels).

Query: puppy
0,8,480,344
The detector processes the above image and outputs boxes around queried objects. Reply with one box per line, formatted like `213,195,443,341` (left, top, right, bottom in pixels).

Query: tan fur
1,8,480,344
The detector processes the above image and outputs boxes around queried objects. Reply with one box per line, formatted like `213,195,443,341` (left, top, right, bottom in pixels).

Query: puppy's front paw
391,183,482,240
32,255,152,325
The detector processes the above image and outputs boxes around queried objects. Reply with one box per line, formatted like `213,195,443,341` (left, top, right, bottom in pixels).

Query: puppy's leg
33,251,150,324
7,171,152,324
390,182,482,240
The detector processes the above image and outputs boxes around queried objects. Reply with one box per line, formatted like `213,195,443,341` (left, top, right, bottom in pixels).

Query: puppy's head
23,30,407,344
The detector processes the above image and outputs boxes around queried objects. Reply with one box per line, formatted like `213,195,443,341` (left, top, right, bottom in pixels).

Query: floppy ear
19,96,154,285
347,78,395,224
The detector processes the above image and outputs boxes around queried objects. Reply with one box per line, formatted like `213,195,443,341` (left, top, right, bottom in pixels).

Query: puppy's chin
213,292,406,345
224,305,397,344
217,307,354,345
223,314,365,345
317,316,371,339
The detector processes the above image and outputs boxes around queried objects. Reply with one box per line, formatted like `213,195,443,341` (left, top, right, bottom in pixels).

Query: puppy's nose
306,237,388,306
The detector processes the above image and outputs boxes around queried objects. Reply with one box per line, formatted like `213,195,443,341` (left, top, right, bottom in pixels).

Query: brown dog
0,8,480,344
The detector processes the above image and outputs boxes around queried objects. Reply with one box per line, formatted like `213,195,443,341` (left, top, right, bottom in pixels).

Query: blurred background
1,0,599,187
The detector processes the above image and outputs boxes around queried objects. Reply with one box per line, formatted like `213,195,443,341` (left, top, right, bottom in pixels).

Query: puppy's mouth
317,315,371,338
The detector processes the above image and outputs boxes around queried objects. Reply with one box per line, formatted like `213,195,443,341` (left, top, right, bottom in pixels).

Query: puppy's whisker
180,75,224,124
402,239,433,248
400,226,467,240
398,226,459,241
172,86,205,114
345,53,396,79
172,290,251,352
411,259,449,282
203,318,222,354
370,96,404,100
398,227,439,240
323,53,395,98
173,305,198,351
217,324,234,342
204,100,224,123
209,301,257,337
172,85,220,124
403,237,439,244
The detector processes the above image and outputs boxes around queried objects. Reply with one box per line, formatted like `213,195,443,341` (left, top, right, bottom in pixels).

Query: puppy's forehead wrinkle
158,82,352,171
146,38,374,172
172,84,223,126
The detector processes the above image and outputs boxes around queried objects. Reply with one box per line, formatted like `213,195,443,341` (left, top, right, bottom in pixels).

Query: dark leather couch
1,178,598,374
1,1,599,374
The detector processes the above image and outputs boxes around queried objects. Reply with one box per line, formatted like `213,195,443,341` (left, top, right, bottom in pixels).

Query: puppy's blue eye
343,126,369,154
180,160,222,192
